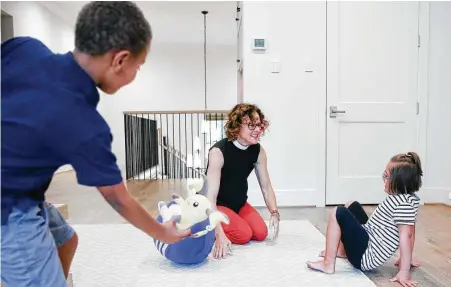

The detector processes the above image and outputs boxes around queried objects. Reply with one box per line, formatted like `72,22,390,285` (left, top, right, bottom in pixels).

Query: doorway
1,10,14,43
325,2,421,205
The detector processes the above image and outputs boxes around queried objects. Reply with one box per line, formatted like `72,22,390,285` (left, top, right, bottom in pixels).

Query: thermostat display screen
254,39,265,47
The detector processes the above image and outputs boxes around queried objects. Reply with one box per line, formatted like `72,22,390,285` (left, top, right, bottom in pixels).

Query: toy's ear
206,208,230,226
172,194,181,200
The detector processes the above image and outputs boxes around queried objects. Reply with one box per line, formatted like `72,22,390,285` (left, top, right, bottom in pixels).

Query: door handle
329,106,346,118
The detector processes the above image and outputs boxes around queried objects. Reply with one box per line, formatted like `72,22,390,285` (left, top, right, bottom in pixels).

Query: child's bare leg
307,207,341,274
319,202,356,259
320,242,347,259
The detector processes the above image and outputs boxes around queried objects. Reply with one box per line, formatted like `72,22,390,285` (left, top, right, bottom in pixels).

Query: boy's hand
390,270,417,287
158,219,191,243
394,256,421,268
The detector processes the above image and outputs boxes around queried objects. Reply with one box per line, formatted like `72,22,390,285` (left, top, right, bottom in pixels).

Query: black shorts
335,201,370,270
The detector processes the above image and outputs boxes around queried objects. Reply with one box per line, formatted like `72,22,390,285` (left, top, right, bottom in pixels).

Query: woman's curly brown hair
225,103,269,140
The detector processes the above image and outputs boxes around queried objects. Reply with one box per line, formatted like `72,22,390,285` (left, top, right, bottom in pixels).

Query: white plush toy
187,177,205,196
157,175,229,237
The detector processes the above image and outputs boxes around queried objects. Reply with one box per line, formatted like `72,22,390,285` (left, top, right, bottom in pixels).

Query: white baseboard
421,187,451,206
247,189,318,207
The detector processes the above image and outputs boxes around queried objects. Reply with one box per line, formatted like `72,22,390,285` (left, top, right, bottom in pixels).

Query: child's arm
390,225,418,286
398,225,414,272
395,223,421,268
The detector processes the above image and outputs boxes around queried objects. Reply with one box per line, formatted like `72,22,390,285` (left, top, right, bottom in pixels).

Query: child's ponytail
406,152,423,177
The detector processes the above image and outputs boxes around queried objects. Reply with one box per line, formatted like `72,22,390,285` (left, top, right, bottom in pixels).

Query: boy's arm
97,182,180,240
68,133,190,243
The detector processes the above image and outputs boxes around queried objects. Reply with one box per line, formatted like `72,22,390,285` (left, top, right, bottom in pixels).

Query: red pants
217,202,268,244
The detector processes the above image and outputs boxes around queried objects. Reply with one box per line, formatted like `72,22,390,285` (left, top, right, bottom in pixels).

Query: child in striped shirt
307,152,423,286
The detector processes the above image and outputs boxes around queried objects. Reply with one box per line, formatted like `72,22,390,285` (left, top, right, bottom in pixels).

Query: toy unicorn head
157,174,229,237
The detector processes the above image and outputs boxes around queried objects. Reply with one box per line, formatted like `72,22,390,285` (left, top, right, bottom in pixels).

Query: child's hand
390,270,418,287
394,256,421,268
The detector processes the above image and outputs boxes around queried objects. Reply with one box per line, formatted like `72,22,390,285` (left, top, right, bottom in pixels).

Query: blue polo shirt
1,37,123,224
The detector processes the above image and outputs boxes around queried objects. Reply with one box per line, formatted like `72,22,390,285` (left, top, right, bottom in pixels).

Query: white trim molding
416,1,431,205
421,187,451,206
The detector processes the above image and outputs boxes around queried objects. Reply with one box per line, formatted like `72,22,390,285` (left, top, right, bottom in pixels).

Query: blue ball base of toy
154,215,215,265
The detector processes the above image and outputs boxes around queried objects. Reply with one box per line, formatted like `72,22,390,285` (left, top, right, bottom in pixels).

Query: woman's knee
252,223,268,241
227,224,253,245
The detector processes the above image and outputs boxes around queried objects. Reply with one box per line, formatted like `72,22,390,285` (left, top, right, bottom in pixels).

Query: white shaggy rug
70,220,376,287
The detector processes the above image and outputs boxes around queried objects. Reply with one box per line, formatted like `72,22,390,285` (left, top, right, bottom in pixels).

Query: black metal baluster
185,113,187,179
165,114,169,179
124,114,128,179
196,113,200,178
172,113,175,181
179,113,181,180
159,114,164,178
152,113,156,180
190,113,193,178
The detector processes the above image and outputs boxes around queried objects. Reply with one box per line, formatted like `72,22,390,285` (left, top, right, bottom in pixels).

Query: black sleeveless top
206,138,261,213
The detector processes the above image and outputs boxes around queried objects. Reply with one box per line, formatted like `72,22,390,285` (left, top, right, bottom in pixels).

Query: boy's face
100,42,150,94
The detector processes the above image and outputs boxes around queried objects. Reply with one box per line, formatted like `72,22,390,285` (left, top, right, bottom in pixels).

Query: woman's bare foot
319,250,347,259
306,260,335,274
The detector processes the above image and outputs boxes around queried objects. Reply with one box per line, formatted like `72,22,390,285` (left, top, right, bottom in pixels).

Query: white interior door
326,2,420,205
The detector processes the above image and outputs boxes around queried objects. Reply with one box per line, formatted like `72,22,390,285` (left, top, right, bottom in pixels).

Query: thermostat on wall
252,38,267,51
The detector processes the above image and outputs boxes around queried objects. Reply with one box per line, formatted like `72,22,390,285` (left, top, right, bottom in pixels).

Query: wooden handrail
123,110,229,115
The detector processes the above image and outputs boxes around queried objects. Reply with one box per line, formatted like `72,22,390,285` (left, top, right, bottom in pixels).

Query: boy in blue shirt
1,2,191,286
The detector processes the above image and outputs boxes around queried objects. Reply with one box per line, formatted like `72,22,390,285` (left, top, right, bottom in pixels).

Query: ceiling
40,1,239,46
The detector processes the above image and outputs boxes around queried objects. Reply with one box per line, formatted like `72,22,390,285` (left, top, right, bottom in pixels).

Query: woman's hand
390,270,418,287
269,212,280,241
213,228,232,259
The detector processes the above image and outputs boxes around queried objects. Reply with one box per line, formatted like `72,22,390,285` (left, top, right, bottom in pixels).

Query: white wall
242,2,327,206
1,1,73,54
423,2,451,205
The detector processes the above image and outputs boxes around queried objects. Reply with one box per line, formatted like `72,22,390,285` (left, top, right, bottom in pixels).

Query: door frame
318,2,430,207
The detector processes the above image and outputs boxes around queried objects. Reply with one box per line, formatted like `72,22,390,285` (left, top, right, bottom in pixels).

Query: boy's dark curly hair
225,103,269,140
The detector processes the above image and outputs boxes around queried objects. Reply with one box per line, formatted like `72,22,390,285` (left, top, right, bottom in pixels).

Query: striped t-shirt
360,193,420,271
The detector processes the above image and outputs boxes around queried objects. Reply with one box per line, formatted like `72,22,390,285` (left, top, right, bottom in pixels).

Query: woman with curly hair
205,103,279,259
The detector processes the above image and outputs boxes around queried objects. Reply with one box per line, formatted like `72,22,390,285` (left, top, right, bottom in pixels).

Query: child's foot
319,250,347,259
306,260,335,274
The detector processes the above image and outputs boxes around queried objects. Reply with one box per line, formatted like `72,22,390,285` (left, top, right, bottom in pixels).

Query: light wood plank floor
46,171,451,287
